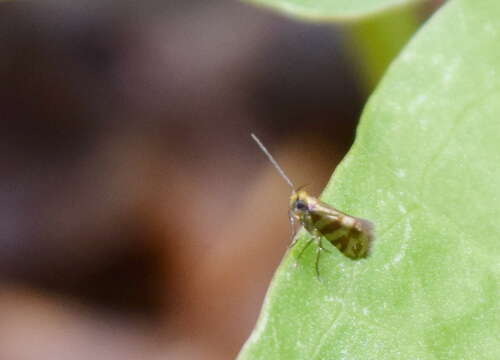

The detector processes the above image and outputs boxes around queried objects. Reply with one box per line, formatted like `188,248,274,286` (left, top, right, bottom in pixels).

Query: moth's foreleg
288,210,299,248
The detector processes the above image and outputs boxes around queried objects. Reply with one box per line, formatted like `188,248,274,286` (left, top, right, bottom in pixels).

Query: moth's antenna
251,133,295,189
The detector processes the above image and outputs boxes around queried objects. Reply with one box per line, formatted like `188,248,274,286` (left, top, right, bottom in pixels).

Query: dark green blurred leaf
244,0,424,21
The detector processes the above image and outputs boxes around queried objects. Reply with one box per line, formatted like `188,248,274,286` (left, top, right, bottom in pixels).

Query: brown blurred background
0,0,415,358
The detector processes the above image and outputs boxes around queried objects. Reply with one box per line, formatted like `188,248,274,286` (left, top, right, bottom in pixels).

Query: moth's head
290,189,314,215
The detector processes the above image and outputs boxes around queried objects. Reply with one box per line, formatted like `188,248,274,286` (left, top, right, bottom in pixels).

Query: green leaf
238,0,500,359
243,0,424,22
343,6,421,91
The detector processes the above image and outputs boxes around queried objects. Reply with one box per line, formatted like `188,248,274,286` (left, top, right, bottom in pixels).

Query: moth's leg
315,246,322,280
318,237,332,253
294,238,314,267
295,212,317,258
310,229,326,248
288,211,299,248
311,233,323,280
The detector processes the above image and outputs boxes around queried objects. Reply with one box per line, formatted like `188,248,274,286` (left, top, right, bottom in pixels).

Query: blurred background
0,0,441,359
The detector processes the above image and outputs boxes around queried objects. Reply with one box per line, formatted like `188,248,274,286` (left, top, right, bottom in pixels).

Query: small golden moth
251,133,374,278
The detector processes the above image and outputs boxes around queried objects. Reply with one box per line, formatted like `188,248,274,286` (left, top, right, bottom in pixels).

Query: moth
251,133,374,278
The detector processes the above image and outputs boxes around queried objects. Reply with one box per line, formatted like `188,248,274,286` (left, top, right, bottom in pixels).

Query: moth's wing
314,209,374,260
309,209,342,231
346,217,374,259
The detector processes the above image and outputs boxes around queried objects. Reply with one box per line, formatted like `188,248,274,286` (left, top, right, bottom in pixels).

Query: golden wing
311,205,374,259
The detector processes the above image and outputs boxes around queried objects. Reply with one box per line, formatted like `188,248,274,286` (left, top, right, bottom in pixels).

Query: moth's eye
295,200,308,211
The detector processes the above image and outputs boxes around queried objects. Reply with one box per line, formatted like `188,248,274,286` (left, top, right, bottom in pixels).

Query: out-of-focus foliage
238,0,500,358
244,0,424,21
